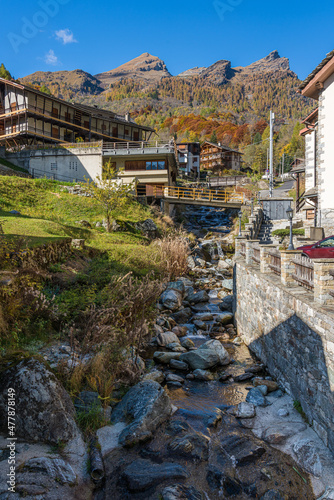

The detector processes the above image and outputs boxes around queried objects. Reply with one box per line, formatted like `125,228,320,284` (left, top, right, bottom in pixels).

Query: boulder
236,402,256,419
193,369,215,381
111,381,172,447
153,352,182,364
219,295,234,312
214,312,234,325
166,374,185,384
161,484,204,500
96,423,126,458
172,326,188,337
123,459,189,491
186,256,196,270
0,357,78,444
246,387,267,407
170,308,193,323
156,331,180,346
199,340,230,365
186,290,209,304
219,432,266,465
220,279,233,291
135,219,159,239
262,422,307,445
180,337,195,350
166,281,186,294
169,359,189,371
234,372,254,382
168,432,210,460
253,378,278,392
179,349,219,370
142,370,165,384
292,439,322,477
166,342,186,352
160,290,183,311
19,456,77,484
192,313,213,321
217,259,231,271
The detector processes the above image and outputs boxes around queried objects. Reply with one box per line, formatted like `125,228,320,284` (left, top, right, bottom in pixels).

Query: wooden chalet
200,141,243,173
0,78,154,147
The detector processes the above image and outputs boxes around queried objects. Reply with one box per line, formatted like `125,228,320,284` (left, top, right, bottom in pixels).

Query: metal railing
102,140,175,153
292,254,314,290
164,186,245,203
268,250,281,276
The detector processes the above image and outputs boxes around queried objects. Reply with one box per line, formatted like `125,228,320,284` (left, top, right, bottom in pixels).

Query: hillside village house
176,142,200,177
0,78,178,192
200,141,243,174
299,49,334,233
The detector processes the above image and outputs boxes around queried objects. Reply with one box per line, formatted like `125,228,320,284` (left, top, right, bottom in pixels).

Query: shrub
272,228,305,237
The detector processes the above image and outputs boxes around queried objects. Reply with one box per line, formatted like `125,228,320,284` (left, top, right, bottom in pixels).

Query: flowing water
99,205,315,500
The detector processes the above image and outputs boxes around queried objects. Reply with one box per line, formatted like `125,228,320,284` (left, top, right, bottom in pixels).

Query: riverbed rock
160,484,205,500
0,357,78,445
253,378,278,392
166,374,185,384
96,423,126,458
218,295,234,312
156,331,180,347
168,432,210,460
180,337,195,350
20,456,77,484
246,387,267,407
220,432,266,465
234,372,254,382
260,490,286,500
193,369,215,381
170,307,193,324
220,279,234,291
236,402,256,418
257,385,268,396
160,290,183,311
217,259,231,271
187,255,196,270
111,381,172,447
172,326,188,337
179,349,219,370
167,342,186,352
123,459,189,491
153,352,182,364
199,339,230,365
142,370,165,384
214,312,234,325
169,359,188,372
262,422,307,445
292,439,322,477
187,289,209,304
166,280,186,294
194,320,206,329
135,219,158,239
193,312,213,321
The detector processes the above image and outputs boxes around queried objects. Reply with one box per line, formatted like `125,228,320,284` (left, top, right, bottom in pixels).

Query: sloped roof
201,141,243,155
299,50,334,90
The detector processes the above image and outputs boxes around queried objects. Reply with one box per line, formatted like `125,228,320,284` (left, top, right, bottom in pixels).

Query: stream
98,205,315,500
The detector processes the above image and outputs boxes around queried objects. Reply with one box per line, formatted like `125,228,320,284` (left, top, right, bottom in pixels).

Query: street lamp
238,210,243,237
286,206,294,250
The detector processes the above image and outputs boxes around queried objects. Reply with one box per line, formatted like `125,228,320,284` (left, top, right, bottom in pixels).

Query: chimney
125,112,130,121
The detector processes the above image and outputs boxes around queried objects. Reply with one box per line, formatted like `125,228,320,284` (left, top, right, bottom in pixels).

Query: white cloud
44,49,58,65
55,29,77,45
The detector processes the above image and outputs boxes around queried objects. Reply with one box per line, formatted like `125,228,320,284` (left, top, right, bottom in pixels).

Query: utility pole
269,110,275,198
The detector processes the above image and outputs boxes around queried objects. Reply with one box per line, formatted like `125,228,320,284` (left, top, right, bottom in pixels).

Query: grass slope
0,176,160,276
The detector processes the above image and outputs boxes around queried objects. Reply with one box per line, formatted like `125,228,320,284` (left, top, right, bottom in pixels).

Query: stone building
299,49,334,233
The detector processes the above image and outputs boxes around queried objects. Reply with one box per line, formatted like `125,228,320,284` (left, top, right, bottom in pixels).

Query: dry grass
153,234,190,281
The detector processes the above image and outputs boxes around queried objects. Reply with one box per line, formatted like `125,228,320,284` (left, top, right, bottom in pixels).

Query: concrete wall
234,261,334,453
28,147,103,182
318,73,334,232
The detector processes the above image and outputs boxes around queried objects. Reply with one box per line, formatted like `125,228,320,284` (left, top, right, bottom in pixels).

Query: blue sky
1,0,333,81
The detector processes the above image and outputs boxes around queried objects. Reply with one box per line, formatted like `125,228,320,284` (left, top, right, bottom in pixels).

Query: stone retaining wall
234,261,334,454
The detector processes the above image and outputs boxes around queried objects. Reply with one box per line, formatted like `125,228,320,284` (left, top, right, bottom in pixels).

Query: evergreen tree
0,63,12,80
40,84,51,95
210,130,218,144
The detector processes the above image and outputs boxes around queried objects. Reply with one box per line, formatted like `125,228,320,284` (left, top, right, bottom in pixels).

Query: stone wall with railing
234,238,334,453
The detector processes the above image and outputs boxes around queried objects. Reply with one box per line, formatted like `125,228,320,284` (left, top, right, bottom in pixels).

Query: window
152,161,158,170
158,161,166,170
125,128,129,136
146,161,152,170
146,161,166,170
319,238,334,248
51,162,57,171
69,161,78,171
